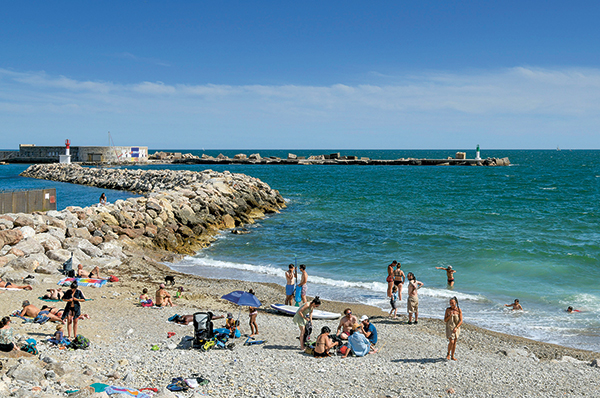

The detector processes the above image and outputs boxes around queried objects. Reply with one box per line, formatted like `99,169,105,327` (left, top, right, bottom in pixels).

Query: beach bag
69,334,90,350
303,321,313,342
167,377,189,392
21,339,38,355
193,312,214,347
304,346,314,355
108,275,119,282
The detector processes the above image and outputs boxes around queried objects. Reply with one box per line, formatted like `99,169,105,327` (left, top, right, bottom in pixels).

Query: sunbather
20,301,64,323
0,279,32,290
43,288,63,300
156,283,175,307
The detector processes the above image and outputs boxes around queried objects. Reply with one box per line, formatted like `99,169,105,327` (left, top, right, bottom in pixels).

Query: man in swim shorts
20,301,63,323
285,264,295,305
435,265,456,287
298,264,308,304
407,272,423,325
336,308,358,339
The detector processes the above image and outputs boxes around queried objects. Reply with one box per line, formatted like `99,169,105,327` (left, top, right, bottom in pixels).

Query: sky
1,1,600,150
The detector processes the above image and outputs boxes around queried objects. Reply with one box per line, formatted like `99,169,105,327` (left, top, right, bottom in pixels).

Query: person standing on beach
444,297,463,361
389,286,399,318
298,264,308,304
435,265,456,287
393,262,405,300
407,272,423,325
62,281,86,339
293,296,321,350
285,264,295,305
386,260,396,297
505,299,523,311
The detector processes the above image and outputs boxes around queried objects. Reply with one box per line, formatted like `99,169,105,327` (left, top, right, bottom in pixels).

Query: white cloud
0,67,599,149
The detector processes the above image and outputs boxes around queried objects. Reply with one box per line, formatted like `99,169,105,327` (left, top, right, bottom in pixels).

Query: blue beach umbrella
221,291,261,308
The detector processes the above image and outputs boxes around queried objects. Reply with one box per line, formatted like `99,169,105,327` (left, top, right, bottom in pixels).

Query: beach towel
103,386,151,398
58,278,107,288
10,311,33,323
0,287,23,291
214,327,241,338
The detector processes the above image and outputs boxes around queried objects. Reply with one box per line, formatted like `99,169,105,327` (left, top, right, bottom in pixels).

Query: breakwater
0,164,285,284
150,151,510,166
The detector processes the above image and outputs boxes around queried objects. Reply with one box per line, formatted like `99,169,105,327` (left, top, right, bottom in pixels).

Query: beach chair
192,312,214,348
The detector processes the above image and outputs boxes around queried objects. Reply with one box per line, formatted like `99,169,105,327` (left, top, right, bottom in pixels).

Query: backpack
21,339,38,355
193,312,214,347
69,334,90,350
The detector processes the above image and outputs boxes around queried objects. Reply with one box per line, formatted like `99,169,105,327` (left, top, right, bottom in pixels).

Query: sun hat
360,315,369,322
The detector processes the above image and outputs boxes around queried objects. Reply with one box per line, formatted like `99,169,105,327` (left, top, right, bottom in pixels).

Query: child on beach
389,286,399,318
175,286,184,299
48,324,67,345
139,288,153,307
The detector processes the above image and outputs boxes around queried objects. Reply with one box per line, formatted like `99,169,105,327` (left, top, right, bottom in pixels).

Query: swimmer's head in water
567,306,573,313
448,265,452,269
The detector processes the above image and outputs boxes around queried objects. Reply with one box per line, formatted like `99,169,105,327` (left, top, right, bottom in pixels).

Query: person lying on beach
314,326,338,358
337,308,358,339
43,288,63,300
0,279,32,290
505,299,523,311
172,313,225,326
41,305,64,319
20,301,64,323
156,283,176,307
435,266,456,287
77,264,105,280
566,306,580,313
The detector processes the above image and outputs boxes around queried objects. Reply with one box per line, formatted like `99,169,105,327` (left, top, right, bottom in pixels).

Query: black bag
303,321,313,342
193,312,214,347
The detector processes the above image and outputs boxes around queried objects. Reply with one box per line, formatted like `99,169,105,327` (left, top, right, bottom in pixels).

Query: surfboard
270,304,341,320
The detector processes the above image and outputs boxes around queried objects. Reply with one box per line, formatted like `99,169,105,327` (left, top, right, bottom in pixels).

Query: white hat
360,315,369,322
448,265,452,269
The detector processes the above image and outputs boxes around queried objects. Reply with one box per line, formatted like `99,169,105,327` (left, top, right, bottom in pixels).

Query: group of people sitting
139,284,183,307
294,297,378,358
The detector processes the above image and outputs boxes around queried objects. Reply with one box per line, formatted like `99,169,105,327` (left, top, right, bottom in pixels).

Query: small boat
270,304,341,320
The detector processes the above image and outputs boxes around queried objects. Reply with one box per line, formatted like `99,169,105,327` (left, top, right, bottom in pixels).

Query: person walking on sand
505,299,523,311
298,264,308,304
444,297,463,361
285,264,295,305
62,281,86,339
393,262,405,300
435,265,456,287
386,260,396,297
337,308,358,339
156,283,175,307
407,272,423,325
293,296,321,350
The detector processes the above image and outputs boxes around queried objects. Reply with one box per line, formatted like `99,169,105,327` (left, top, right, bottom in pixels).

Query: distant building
14,144,148,163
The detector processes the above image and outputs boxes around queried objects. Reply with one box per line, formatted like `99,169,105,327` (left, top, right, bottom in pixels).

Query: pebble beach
1,253,599,398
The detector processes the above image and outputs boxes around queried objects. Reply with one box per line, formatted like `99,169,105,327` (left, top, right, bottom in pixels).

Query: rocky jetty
0,164,285,286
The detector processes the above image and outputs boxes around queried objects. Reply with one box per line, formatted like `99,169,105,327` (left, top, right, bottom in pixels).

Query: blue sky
1,1,600,149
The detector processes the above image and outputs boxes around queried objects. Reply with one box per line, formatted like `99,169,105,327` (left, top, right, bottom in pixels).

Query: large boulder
46,226,66,241
13,215,34,228
98,242,125,259
34,233,63,252
63,237,102,258
12,237,44,256
0,218,14,229
19,226,36,239
0,229,24,246
35,260,61,275
66,227,92,240
7,360,45,384
1,270,35,284
0,254,17,267
7,253,48,272
46,249,73,263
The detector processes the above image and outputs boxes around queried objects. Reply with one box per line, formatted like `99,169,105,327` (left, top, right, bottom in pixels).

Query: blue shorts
286,284,295,296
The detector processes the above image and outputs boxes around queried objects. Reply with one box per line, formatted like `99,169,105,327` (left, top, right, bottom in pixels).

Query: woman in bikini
43,289,63,300
248,289,259,336
314,326,338,358
0,279,32,290
393,263,405,300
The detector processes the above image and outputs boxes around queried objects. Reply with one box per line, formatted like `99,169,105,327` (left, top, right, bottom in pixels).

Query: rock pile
0,164,285,281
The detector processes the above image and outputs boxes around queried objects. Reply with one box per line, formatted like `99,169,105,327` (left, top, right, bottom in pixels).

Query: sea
1,149,599,352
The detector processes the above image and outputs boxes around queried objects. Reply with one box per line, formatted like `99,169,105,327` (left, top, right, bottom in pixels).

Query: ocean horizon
2,149,599,352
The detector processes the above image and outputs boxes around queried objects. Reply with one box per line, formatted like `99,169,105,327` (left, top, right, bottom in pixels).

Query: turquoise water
2,150,599,351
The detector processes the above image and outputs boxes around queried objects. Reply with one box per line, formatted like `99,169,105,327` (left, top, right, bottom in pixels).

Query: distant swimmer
386,260,397,297
435,265,456,287
505,299,523,311
566,306,580,313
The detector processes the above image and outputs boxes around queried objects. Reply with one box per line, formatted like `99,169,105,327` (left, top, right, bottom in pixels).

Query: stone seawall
0,164,285,284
